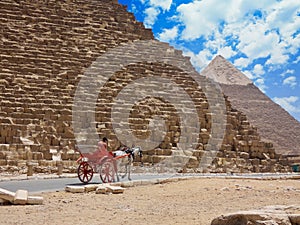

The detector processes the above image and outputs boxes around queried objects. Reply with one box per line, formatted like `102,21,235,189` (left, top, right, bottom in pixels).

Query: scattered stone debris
0,188,43,205
211,205,300,225
65,184,125,194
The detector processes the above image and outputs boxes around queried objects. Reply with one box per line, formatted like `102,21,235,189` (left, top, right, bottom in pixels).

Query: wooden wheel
77,162,93,184
99,159,115,183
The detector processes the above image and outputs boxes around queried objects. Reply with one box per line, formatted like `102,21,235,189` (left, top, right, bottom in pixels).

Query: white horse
113,146,142,181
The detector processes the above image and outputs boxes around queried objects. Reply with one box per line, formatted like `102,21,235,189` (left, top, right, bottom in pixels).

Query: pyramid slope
202,56,300,155
202,55,252,85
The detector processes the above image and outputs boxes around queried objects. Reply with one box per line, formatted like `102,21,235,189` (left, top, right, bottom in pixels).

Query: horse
113,146,143,181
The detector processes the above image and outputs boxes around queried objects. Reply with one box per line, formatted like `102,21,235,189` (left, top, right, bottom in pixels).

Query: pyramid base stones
0,152,292,175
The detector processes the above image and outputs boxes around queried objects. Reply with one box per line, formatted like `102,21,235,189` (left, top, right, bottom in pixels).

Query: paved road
0,173,299,193
0,173,179,193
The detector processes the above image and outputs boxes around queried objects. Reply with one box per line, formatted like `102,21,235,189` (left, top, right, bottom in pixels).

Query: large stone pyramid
202,55,300,155
0,0,292,173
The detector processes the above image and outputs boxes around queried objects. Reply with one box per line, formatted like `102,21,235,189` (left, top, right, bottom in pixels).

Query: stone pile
0,0,291,174
211,205,300,225
65,184,125,194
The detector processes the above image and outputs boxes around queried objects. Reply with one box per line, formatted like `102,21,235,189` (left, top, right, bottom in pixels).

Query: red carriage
76,143,142,184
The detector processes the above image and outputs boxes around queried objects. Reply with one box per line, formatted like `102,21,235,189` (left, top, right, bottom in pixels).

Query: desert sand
0,177,300,225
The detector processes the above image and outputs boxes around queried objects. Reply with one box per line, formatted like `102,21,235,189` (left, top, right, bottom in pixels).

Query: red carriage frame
76,146,132,184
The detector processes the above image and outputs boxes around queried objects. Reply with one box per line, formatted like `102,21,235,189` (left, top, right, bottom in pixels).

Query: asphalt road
0,172,299,194
0,173,178,193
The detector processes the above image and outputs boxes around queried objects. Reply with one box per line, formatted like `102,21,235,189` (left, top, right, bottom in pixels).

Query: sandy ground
0,177,300,225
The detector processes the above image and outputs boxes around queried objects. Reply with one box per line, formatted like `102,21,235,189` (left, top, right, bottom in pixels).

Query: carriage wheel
77,162,94,184
99,159,115,183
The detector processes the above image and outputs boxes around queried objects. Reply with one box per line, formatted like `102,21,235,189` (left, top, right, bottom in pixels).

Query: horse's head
130,146,143,163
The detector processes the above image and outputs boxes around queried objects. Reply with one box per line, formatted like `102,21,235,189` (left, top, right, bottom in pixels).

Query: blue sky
118,0,300,122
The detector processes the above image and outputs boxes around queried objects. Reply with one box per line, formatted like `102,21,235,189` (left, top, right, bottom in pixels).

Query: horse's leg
121,159,127,179
128,159,132,181
115,161,120,182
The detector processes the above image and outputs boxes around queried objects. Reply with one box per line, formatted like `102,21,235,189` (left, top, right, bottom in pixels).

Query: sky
118,0,300,122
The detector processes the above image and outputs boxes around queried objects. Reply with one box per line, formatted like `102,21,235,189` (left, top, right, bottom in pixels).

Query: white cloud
177,1,231,40
217,46,236,59
273,96,300,113
183,49,211,72
265,42,289,65
204,32,237,59
150,0,172,11
144,7,160,27
283,76,297,88
176,0,276,40
266,1,300,38
142,0,173,28
174,0,300,70
294,56,300,64
234,57,251,68
157,26,178,42
253,64,265,77
204,32,226,51
237,23,281,61
281,69,295,77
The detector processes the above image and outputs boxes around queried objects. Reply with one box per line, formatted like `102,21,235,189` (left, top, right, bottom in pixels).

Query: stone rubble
0,187,43,205
65,184,125,194
211,205,300,225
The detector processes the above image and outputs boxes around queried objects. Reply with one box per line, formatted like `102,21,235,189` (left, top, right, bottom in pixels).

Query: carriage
76,144,142,184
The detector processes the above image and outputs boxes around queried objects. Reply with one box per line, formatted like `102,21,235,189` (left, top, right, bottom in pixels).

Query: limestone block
106,185,125,194
27,196,43,205
84,184,98,192
0,188,15,202
250,158,260,166
240,152,249,159
227,151,236,158
192,150,204,158
95,185,109,194
0,198,10,205
0,159,7,166
151,155,166,163
13,190,28,205
65,186,85,193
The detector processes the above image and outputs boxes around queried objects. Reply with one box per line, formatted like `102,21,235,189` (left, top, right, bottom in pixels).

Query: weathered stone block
65,186,85,193
0,188,15,202
27,196,43,205
106,185,125,194
13,190,28,205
